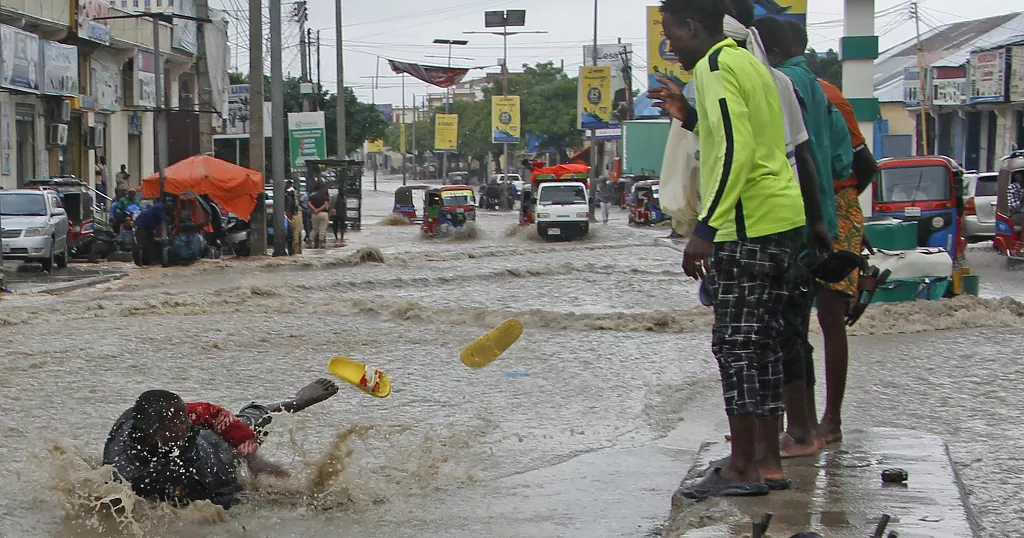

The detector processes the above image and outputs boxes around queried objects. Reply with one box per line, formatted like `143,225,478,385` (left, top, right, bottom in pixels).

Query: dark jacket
102,408,243,508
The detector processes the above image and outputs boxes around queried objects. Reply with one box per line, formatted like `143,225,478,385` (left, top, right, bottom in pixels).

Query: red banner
387,59,469,88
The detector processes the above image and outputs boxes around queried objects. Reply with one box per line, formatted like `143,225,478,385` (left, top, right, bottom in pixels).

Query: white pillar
842,0,877,216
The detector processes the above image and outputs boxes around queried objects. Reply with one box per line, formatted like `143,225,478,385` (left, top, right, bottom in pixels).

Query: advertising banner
1010,46,1024,102
42,41,79,97
172,0,199,54
77,0,111,45
491,95,521,144
578,66,613,130
584,43,632,124
135,50,157,108
0,25,39,93
366,139,384,153
754,0,807,28
287,111,327,169
969,48,1007,103
434,113,458,151
387,59,469,88
646,6,688,90
91,52,121,112
902,67,925,107
400,123,407,153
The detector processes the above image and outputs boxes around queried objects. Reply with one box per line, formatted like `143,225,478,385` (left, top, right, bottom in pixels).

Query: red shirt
186,402,259,456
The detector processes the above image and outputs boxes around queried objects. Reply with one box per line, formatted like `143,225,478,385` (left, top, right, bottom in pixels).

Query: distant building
874,11,1024,170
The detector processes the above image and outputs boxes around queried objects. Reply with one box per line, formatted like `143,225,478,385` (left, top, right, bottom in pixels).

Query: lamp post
466,10,546,210
432,38,468,182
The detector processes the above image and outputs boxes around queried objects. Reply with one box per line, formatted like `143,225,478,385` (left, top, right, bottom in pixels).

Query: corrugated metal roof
874,11,1024,102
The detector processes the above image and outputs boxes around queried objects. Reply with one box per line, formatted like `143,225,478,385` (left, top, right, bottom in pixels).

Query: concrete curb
23,273,127,295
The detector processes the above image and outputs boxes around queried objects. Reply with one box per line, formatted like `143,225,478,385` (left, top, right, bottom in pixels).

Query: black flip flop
678,468,769,500
765,477,792,491
810,250,863,283
845,267,892,327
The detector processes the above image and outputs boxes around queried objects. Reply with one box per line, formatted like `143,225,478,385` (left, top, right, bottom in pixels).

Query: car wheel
41,240,55,272
56,244,68,268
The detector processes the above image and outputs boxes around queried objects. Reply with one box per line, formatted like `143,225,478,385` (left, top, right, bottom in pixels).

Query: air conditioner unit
59,100,71,122
49,123,68,147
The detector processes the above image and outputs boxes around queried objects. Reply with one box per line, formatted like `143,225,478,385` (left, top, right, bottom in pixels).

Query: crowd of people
650,0,880,499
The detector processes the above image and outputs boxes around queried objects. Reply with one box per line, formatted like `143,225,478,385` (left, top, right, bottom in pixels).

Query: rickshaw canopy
141,155,264,220
394,185,430,206
530,163,591,187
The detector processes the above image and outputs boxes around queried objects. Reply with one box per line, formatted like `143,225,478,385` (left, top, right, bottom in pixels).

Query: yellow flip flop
327,357,392,398
460,318,524,369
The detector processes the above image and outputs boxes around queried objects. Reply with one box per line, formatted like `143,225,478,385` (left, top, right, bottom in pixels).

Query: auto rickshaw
628,180,666,226
993,150,1024,258
422,185,477,237
392,185,430,222
872,155,967,262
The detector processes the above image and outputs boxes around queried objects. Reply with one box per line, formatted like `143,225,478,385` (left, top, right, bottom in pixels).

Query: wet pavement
2,261,131,294
666,429,978,537
0,175,1023,537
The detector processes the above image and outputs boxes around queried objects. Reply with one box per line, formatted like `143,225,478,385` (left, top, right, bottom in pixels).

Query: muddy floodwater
2,176,1024,537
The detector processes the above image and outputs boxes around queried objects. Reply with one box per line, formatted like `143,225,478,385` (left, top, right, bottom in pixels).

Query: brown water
2,177,1023,537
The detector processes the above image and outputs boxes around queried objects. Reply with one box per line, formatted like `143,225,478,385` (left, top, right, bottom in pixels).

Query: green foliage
805,49,842,89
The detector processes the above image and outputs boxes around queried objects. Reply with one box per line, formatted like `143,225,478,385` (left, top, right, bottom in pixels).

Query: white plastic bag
659,118,701,236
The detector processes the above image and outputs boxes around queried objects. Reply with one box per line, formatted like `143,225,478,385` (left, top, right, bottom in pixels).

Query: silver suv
1,189,69,271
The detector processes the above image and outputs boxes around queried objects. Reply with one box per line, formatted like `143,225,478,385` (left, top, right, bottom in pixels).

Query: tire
56,244,68,268
161,246,171,268
132,246,144,267
41,240,55,272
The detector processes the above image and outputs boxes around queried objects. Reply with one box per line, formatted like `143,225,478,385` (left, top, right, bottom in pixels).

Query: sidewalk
664,428,979,538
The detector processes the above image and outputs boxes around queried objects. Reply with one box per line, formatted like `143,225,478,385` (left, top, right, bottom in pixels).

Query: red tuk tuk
994,150,1024,257
23,177,97,257
421,185,477,236
872,156,967,261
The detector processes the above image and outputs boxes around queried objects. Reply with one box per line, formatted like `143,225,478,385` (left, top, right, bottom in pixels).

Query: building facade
0,0,227,197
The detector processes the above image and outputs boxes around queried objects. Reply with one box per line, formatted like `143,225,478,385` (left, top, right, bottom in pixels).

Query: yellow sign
366,139,383,153
647,5,691,89
434,113,459,151
491,96,521,144
400,124,406,154
578,66,613,129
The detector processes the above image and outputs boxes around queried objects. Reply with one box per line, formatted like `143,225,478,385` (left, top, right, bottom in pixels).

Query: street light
432,38,468,182
465,10,546,210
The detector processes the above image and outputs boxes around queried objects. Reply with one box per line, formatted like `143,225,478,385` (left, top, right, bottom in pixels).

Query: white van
535,181,590,239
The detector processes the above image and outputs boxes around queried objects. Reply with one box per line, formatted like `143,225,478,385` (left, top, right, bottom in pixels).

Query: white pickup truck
534,181,590,240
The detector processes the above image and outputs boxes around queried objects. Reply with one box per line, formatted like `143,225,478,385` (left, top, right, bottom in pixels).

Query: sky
214,0,1020,107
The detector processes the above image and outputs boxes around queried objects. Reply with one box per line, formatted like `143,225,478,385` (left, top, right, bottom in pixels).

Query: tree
805,48,842,89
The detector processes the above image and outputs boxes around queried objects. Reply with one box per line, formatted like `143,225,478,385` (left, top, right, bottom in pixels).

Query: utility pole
296,1,309,112
588,0,599,222
911,0,928,155
411,92,417,181
316,30,322,111
335,0,346,159
270,0,286,255
248,0,266,255
153,16,168,198
401,73,406,185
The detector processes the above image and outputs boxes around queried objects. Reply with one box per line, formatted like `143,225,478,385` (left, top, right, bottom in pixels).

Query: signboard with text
288,111,327,169
969,48,1007,103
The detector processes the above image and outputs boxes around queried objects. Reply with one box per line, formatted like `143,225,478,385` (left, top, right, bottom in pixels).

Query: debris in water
352,246,385,264
881,468,908,483
506,372,529,377
377,213,413,226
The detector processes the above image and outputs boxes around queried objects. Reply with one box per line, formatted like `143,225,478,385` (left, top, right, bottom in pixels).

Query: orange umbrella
141,155,264,220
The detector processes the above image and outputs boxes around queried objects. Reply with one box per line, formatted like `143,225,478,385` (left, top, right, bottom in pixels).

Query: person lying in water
103,378,339,508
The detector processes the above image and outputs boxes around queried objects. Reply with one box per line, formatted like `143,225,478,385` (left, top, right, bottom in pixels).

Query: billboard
287,112,327,169
969,48,1007,104
491,96,521,144
216,84,272,138
584,43,632,124
0,25,39,93
77,0,111,45
434,113,458,151
754,0,807,28
578,66,613,130
41,41,79,97
172,0,199,54
134,50,157,108
903,67,925,107
931,66,967,106
366,139,384,153
1010,46,1024,102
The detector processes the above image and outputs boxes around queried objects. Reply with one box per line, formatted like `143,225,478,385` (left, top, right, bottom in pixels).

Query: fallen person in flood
103,378,339,508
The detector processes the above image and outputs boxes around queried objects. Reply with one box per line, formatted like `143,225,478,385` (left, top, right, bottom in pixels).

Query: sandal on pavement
764,477,792,491
846,266,892,327
678,468,770,500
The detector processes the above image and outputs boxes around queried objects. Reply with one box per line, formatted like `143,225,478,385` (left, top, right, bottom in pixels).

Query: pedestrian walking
599,179,616,224
285,180,301,255
308,185,331,249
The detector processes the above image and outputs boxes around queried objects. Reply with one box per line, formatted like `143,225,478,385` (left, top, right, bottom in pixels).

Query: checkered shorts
707,228,802,418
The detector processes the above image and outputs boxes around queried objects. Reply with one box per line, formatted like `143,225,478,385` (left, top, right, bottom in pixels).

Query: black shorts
780,274,816,387
707,228,802,418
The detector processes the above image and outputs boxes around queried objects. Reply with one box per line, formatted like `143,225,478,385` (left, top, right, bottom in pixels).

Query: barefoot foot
288,378,339,412
780,432,824,459
817,420,843,445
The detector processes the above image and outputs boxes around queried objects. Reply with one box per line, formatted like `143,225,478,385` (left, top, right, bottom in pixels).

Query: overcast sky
215,0,1018,106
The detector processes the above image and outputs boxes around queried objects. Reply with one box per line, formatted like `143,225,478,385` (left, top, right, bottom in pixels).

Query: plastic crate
917,278,950,301
873,278,921,303
865,220,919,251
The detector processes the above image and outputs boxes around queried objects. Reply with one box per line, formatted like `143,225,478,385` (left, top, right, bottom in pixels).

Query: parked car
0,188,70,271
963,171,998,239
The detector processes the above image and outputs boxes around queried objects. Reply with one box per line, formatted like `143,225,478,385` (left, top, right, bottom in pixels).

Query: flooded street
3,176,1024,537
